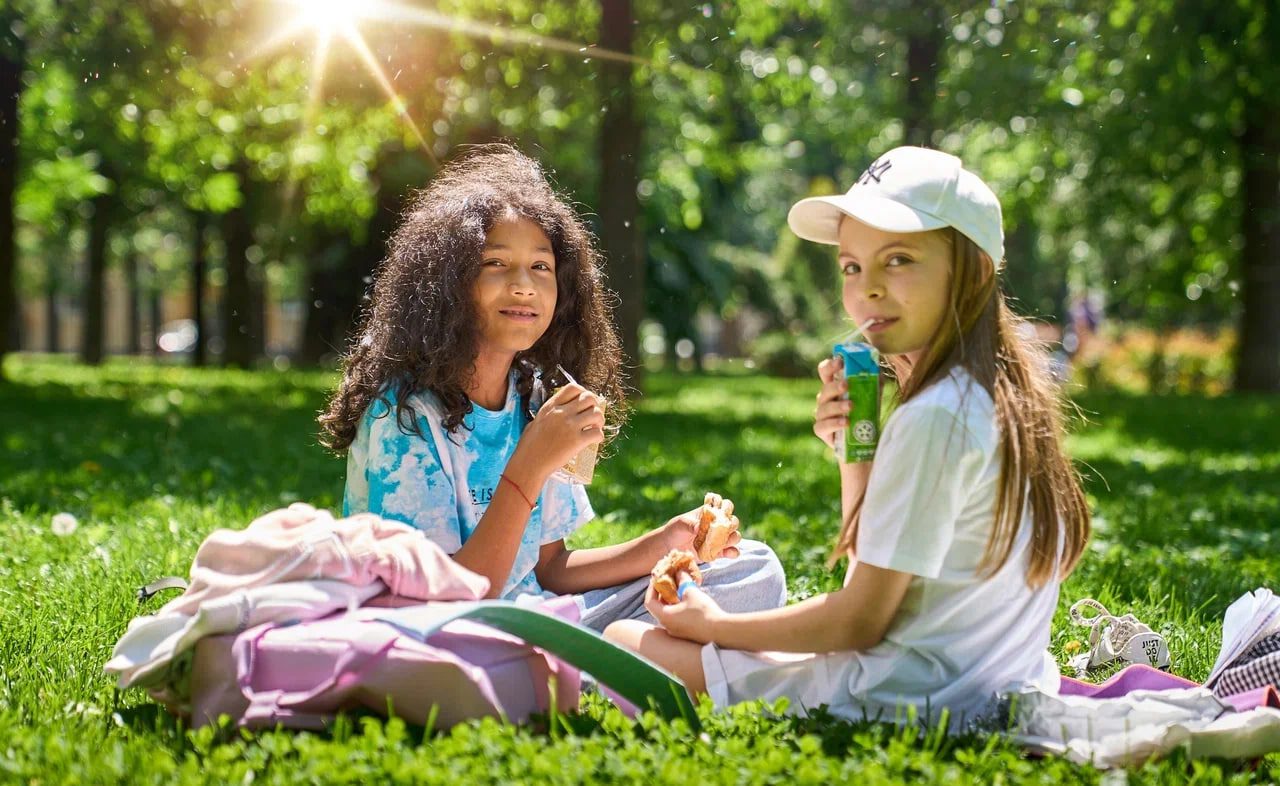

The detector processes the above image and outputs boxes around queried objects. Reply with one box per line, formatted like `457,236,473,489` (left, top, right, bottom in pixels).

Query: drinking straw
555,363,578,387
845,317,876,343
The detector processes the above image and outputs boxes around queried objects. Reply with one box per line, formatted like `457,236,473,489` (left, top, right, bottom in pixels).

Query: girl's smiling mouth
499,307,539,322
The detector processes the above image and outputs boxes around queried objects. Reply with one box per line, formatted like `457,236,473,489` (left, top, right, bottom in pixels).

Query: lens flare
249,0,663,216
303,0,356,34
251,0,651,153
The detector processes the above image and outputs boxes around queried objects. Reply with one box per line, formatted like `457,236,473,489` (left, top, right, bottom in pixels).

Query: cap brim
787,193,948,245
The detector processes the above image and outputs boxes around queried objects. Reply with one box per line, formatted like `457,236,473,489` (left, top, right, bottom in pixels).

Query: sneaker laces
1068,598,1167,676
1070,598,1148,656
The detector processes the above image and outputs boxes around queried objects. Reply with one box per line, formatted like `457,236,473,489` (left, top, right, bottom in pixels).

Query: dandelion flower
51,512,78,536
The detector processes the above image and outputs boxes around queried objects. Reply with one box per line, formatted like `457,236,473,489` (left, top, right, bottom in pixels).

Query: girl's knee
603,619,652,649
738,539,789,605
763,559,788,606
738,538,782,567
603,624,708,695
696,540,789,613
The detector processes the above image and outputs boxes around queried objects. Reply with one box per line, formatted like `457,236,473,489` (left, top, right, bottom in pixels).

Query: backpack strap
399,601,701,730
136,576,189,603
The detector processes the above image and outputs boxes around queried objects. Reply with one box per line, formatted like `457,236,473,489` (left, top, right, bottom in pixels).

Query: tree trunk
598,0,645,388
247,175,268,360
80,194,110,365
295,235,345,368
148,281,161,357
0,41,21,377
298,163,404,367
6,306,18,352
1234,101,1280,392
221,192,255,369
719,314,745,358
192,210,208,367
123,248,140,353
45,284,59,353
298,229,385,366
903,1,943,147
663,328,679,370
250,255,266,359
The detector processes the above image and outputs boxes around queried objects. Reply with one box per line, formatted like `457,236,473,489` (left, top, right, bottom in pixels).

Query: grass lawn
1,354,1277,784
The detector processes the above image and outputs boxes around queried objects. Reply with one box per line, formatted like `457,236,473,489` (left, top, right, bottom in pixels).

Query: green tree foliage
6,0,1277,389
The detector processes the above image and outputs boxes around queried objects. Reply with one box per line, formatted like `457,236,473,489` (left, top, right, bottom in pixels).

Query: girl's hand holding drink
528,365,605,484
814,325,880,463
814,357,852,450
833,340,880,463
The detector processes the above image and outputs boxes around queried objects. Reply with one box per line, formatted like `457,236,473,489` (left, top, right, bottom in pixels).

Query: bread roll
693,492,738,563
650,550,702,604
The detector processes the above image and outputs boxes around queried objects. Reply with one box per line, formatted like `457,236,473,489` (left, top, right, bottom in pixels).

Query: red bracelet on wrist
500,473,537,511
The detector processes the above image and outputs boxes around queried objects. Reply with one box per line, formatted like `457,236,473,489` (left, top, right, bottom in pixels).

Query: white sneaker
1068,598,1171,677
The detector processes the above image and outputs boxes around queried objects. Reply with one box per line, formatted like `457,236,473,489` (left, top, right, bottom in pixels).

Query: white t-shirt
702,366,1061,727
851,365,1061,719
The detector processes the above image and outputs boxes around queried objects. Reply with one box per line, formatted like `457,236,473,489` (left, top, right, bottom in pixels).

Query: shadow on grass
0,374,343,515
1080,453,1277,536
1075,390,1280,457
7,368,1276,586
2,369,819,528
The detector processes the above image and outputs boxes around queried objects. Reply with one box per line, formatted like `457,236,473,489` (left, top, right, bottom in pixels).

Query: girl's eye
886,254,912,267
533,261,554,271
841,262,860,276
483,258,504,267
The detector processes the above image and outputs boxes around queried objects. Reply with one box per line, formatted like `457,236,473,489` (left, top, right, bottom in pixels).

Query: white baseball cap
787,146,1005,267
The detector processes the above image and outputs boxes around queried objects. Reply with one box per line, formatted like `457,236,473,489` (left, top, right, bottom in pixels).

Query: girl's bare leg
604,620,708,696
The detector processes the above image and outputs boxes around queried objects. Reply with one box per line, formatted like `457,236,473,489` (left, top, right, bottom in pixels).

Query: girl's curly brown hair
319,144,628,452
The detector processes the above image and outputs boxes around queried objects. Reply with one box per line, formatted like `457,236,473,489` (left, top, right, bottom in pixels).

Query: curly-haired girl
320,145,786,628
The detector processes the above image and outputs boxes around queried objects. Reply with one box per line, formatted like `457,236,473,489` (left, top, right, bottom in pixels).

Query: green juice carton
834,340,880,463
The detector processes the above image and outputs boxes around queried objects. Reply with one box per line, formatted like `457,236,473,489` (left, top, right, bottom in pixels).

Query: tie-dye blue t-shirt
343,372,594,599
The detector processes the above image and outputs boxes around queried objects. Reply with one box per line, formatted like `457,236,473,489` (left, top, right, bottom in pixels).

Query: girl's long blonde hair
831,228,1090,588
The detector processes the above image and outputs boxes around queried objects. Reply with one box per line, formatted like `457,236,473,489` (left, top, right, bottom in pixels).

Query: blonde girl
606,146,1090,727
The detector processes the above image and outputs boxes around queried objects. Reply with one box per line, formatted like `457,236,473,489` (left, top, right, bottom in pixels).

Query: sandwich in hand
650,550,703,604
693,492,738,563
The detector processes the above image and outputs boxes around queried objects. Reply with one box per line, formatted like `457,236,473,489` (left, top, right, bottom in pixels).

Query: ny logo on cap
857,158,892,185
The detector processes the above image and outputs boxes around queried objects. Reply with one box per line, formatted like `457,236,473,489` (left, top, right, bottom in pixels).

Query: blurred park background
4,4,1280,780
1,0,1278,394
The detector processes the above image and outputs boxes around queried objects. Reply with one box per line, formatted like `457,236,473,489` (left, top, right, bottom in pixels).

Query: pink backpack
183,596,696,731
123,505,696,732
